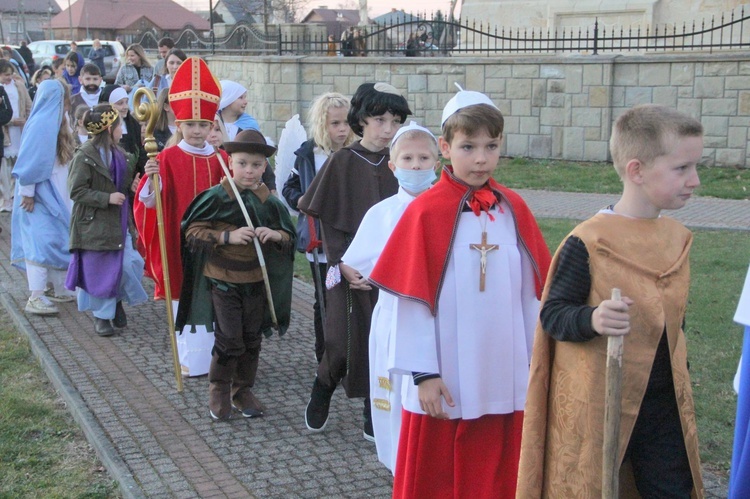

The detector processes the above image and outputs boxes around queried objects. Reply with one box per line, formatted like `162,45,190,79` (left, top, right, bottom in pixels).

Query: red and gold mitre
168,57,221,123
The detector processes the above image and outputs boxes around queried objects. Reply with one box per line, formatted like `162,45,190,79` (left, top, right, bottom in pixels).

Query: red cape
134,145,227,300
369,167,551,316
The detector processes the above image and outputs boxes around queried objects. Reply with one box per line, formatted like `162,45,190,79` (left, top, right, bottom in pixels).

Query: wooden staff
213,151,279,327
133,87,183,393
602,287,623,498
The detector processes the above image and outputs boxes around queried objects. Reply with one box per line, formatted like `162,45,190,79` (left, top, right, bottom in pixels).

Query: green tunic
176,181,296,337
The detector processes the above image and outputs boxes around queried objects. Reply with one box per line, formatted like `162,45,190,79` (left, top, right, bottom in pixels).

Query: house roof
50,0,209,31
0,0,61,14
215,0,263,24
372,9,420,25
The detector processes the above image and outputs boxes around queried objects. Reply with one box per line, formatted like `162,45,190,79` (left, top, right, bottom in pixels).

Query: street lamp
209,0,215,54
67,0,73,41
47,4,52,39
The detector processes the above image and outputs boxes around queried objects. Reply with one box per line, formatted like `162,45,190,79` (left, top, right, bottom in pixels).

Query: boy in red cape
369,87,551,498
134,57,227,377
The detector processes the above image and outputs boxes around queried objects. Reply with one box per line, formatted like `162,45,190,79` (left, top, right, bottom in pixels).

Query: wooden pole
602,287,623,498
212,151,278,327
133,87,183,393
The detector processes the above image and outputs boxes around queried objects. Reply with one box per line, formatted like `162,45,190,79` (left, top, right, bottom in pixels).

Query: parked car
76,40,124,84
28,40,71,69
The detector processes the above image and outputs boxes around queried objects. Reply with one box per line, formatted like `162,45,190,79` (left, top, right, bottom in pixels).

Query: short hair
80,63,101,77
125,44,151,68
158,37,175,49
390,129,439,161
610,104,704,178
0,59,13,74
307,92,355,154
347,82,411,137
161,48,187,75
441,104,504,144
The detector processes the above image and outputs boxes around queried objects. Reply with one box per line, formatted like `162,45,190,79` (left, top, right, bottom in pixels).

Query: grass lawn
0,308,118,497
494,157,750,200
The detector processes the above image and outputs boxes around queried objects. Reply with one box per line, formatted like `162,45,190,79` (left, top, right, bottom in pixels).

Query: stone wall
207,52,750,167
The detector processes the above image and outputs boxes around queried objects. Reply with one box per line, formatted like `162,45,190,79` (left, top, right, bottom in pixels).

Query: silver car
76,40,125,84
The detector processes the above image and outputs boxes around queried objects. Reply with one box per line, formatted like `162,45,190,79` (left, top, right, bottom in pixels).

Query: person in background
51,59,64,79
149,48,186,93
18,41,35,74
153,37,175,76
88,39,107,76
152,88,177,152
0,80,13,213
0,58,32,212
326,34,337,56
115,44,153,94
28,66,52,101
73,104,90,145
61,52,82,95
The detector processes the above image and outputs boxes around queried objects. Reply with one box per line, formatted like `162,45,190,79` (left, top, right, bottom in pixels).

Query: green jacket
68,140,135,251
176,180,296,337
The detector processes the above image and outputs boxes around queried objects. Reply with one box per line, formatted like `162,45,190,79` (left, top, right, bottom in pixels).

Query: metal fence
139,6,750,57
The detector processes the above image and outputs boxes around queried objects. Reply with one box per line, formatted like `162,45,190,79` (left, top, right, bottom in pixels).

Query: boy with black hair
369,88,551,496
517,104,705,497
178,129,295,420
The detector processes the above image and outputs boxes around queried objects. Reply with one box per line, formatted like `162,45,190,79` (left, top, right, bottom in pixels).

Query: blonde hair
441,104,504,144
165,127,182,148
307,92,355,155
154,88,171,132
125,44,151,68
57,82,76,164
610,104,703,178
390,129,439,161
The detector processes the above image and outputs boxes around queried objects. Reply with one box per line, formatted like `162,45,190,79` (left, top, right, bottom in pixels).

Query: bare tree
271,0,308,22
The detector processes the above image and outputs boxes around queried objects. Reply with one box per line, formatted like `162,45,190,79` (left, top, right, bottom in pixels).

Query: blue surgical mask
393,167,436,194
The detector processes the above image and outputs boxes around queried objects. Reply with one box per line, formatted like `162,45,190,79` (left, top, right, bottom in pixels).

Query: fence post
278,30,282,56
593,18,599,54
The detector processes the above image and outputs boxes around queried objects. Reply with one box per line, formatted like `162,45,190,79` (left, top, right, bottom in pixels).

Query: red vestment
134,145,226,299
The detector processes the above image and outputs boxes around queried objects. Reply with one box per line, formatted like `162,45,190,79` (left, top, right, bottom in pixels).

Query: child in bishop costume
368,89,551,497
176,129,295,420
340,121,440,473
298,82,411,440
517,104,705,498
134,57,227,377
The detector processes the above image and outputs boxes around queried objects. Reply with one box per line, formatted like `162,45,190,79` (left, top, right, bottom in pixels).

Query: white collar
178,139,214,156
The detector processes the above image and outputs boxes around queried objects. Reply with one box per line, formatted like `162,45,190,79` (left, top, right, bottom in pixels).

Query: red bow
468,186,501,221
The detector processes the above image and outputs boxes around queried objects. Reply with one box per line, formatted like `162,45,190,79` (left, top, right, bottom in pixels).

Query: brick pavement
0,190,743,498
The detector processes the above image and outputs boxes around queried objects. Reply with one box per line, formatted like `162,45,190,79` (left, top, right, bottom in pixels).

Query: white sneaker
44,288,76,303
25,296,59,315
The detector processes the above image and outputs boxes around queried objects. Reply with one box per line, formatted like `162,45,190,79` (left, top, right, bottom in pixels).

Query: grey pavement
0,190,744,498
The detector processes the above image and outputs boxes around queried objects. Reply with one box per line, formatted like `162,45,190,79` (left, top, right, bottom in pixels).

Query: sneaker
305,377,335,432
94,318,115,337
25,296,59,315
112,301,127,328
44,288,76,303
363,398,375,442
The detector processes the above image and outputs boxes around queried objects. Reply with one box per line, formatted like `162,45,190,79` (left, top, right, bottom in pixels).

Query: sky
172,0,455,19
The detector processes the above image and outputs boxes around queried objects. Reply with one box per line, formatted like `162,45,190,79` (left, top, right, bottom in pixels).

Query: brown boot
232,348,264,418
208,353,236,421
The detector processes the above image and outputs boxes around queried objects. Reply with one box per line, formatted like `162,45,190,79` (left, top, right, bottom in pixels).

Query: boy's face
65,61,77,74
79,73,102,93
439,128,502,187
206,121,223,148
0,69,13,85
230,151,267,190
389,135,438,172
325,106,350,150
360,111,402,151
178,121,212,148
111,97,129,118
634,135,702,214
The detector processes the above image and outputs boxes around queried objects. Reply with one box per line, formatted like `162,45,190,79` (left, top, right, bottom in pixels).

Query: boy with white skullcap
341,121,440,472
369,86,552,496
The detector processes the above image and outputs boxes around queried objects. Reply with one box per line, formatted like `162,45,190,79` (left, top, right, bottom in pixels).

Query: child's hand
20,195,34,212
144,159,159,177
418,378,455,419
340,262,371,290
228,227,255,245
131,173,141,193
591,297,634,336
109,192,126,205
254,227,282,244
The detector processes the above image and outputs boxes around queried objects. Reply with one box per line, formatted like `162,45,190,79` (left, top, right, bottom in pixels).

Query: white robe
342,187,416,474
388,203,540,420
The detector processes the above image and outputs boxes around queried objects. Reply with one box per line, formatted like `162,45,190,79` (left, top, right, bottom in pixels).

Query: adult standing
153,37,175,77
114,44,154,94
0,59,31,212
148,48,186,94
18,41,35,74
88,39,107,76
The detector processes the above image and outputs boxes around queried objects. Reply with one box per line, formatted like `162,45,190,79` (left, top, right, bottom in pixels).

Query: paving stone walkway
0,189,744,498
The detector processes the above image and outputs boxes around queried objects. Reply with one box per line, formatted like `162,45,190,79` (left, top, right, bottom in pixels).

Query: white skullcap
108,87,128,105
441,83,499,127
219,80,247,111
391,120,437,148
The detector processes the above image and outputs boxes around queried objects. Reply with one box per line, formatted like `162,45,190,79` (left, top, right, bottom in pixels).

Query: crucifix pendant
470,231,499,292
